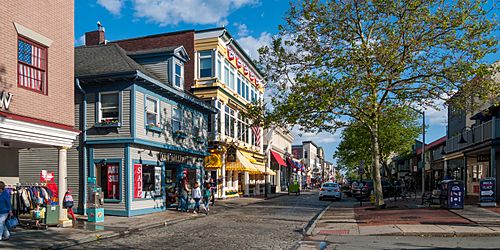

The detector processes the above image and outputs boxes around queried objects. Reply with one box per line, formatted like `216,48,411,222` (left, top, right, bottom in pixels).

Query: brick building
0,0,78,225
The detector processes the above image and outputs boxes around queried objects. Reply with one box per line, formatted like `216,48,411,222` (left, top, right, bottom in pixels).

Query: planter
95,120,121,128
194,136,205,144
174,130,188,139
146,125,162,133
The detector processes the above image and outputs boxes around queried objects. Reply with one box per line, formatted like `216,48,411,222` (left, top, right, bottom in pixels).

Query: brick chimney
85,21,105,46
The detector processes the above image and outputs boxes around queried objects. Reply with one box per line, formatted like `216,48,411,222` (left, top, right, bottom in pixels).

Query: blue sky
75,0,499,164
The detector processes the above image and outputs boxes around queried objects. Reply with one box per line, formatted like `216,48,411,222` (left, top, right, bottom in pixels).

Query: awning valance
226,151,260,174
270,150,287,166
253,163,276,176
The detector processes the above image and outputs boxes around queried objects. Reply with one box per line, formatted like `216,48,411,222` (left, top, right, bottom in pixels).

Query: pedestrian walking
0,181,13,241
192,182,201,214
202,182,211,215
178,175,190,212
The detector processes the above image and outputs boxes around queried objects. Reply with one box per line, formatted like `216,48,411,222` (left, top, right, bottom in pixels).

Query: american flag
18,39,45,93
251,125,261,147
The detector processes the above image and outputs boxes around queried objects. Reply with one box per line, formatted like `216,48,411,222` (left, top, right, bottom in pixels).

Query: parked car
319,182,342,201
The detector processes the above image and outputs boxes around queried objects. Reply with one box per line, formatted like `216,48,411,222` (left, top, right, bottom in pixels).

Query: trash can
440,180,464,209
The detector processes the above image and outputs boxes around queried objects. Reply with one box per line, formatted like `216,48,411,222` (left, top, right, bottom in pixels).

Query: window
99,92,120,124
18,38,47,94
224,61,230,85
174,62,183,88
96,163,120,200
193,116,202,137
199,51,213,78
146,97,159,126
237,76,242,96
138,165,162,199
304,151,308,159
172,107,182,131
245,82,249,101
229,70,235,91
224,106,236,138
217,54,222,80
251,89,255,102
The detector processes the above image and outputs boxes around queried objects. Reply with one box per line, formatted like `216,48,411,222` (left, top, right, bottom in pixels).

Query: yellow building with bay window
194,28,271,198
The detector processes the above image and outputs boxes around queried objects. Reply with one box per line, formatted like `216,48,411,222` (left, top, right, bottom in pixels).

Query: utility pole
421,111,426,195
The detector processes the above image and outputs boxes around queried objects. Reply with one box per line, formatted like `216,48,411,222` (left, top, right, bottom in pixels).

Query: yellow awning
225,151,260,174
204,154,222,169
253,163,276,176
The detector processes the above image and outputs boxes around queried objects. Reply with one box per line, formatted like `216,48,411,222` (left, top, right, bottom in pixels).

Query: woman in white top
192,182,202,214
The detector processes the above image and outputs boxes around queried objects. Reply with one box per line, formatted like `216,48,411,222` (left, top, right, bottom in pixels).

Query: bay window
98,92,120,125
199,51,213,78
224,61,230,85
146,97,159,127
172,107,182,132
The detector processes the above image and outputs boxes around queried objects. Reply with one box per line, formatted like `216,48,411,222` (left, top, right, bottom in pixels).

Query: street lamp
458,126,474,144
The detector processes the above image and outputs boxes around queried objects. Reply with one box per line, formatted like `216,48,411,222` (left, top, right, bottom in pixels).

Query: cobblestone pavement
67,191,329,250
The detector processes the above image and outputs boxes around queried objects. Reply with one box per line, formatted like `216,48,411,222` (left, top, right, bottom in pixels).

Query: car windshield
322,183,337,188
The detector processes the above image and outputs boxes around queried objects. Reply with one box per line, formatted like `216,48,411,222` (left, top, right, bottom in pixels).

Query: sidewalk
308,198,500,239
2,195,280,249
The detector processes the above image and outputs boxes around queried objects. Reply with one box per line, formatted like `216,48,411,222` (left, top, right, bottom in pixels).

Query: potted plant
146,122,162,132
97,118,120,127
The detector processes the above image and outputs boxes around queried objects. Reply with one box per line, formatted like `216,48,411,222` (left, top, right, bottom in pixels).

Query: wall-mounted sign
134,164,143,199
227,146,237,162
40,170,54,182
0,91,13,110
477,154,490,162
226,47,259,86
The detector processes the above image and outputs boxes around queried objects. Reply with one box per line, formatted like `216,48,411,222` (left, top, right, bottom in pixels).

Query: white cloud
234,22,250,37
292,126,342,145
97,0,124,15
237,32,272,60
423,99,448,126
132,0,258,26
74,35,85,46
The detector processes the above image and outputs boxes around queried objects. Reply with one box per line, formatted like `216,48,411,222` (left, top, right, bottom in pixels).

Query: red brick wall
114,31,195,91
0,0,74,127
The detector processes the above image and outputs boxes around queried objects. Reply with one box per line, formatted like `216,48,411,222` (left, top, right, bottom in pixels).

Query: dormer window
174,62,183,89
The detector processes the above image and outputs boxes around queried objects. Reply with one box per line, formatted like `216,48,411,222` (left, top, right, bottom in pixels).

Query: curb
264,193,288,200
370,231,500,237
51,215,201,249
304,203,333,236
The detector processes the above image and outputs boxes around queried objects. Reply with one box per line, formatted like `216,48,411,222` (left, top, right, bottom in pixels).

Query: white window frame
224,61,230,85
229,68,235,91
173,60,184,90
98,91,121,124
172,107,182,132
199,50,213,78
145,96,160,127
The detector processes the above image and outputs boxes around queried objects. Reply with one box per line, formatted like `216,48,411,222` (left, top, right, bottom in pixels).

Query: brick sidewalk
309,198,500,238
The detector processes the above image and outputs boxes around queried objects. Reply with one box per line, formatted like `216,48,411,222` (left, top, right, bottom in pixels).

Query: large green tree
334,107,421,180
253,0,498,207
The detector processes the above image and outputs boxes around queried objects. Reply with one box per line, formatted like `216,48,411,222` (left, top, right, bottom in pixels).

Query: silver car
319,182,342,201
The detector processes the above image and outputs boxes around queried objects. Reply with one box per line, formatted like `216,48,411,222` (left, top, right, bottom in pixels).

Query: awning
204,154,222,169
226,150,260,174
253,162,276,176
270,150,287,166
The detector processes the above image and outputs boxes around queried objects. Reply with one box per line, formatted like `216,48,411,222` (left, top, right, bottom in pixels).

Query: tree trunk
369,123,385,208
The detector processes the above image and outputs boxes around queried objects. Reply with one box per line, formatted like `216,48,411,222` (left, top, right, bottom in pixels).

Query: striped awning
225,151,260,174
204,154,222,169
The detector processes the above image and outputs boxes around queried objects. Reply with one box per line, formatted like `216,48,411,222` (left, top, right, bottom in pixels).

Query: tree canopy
252,0,499,207
334,107,421,179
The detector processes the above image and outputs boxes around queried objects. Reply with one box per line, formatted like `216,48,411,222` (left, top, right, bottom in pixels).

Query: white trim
173,60,184,90
145,95,160,126
0,117,78,147
98,91,122,123
14,22,53,47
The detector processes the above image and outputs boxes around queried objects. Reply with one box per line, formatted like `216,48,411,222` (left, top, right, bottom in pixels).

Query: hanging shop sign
0,90,13,111
226,47,259,85
226,145,237,162
107,164,119,199
134,164,143,199
158,152,190,164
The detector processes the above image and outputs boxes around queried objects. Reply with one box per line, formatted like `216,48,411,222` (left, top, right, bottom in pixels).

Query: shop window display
97,163,120,200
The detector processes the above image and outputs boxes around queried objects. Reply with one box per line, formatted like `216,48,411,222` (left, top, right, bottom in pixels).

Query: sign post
479,178,496,207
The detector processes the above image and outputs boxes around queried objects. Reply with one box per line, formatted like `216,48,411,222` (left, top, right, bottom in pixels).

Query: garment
178,195,188,212
0,213,10,240
0,190,11,215
192,187,201,199
193,198,201,212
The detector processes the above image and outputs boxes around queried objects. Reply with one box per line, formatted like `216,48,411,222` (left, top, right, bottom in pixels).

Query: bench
421,190,441,207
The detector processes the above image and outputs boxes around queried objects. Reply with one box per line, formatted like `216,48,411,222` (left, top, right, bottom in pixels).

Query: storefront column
58,147,70,225
491,148,496,178
227,171,233,188
244,171,249,196
233,171,238,192
221,153,226,199
254,174,259,195
443,158,448,178
276,168,281,192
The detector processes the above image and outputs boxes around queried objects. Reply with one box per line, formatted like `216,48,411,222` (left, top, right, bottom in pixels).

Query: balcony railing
445,118,499,154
